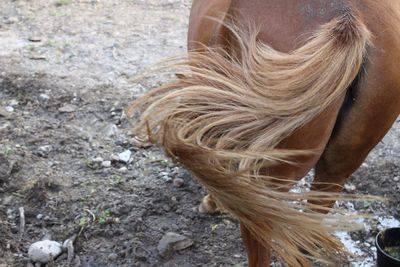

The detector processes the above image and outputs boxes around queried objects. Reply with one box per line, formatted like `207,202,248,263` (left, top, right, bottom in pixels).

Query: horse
129,0,400,266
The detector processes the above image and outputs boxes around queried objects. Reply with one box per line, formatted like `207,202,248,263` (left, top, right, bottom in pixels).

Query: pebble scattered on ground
157,232,194,258
118,150,131,163
28,240,62,264
173,178,184,188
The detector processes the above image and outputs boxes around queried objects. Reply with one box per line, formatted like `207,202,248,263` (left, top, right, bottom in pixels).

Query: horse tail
129,11,371,266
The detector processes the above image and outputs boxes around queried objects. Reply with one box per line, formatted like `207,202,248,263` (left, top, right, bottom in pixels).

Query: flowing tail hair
129,11,372,266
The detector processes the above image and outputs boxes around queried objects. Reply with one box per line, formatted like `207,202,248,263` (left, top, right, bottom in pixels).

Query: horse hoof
198,195,219,214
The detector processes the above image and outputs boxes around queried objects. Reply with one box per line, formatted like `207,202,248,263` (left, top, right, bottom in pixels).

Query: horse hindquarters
311,1,400,206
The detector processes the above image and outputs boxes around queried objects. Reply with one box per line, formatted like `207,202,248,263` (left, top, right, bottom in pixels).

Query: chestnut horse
130,0,400,266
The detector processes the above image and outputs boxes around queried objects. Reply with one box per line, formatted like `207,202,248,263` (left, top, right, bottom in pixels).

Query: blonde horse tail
129,10,371,266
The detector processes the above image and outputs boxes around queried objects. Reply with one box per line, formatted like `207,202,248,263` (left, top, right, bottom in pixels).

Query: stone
110,154,119,162
173,178,184,188
28,37,42,42
344,183,356,192
39,94,50,101
93,157,104,163
58,104,78,113
101,161,111,168
2,195,13,205
9,99,19,106
108,253,118,261
5,17,19,24
104,124,118,137
39,145,52,153
117,167,128,173
28,240,62,264
157,232,193,258
161,175,172,183
0,106,11,117
118,150,131,163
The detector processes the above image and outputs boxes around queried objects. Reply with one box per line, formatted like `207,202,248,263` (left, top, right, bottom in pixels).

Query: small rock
117,167,128,173
104,124,118,137
2,195,13,205
28,240,62,264
364,242,371,248
0,106,11,117
344,184,356,192
101,161,111,168
5,106,14,113
5,16,18,24
6,208,15,220
36,214,44,220
108,253,118,261
39,94,50,101
9,99,19,107
173,178,184,188
39,145,52,153
118,150,131,163
162,204,171,212
59,104,78,113
0,122,10,131
93,157,104,163
110,154,119,162
157,232,193,258
28,37,42,42
161,175,172,183
394,177,399,182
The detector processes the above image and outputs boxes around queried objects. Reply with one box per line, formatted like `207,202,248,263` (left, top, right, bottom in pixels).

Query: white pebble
28,240,62,264
110,154,119,162
39,94,50,101
9,99,19,106
118,167,128,173
93,157,104,163
118,150,131,163
101,161,112,168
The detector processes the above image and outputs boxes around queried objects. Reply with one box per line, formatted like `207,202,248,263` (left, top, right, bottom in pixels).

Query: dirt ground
0,1,399,267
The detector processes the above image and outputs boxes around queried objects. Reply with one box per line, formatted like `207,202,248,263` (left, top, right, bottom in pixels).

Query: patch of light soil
335,215,400,267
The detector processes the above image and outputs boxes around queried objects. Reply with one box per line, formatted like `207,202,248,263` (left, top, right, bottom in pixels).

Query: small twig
112,47,118,60
12,192,25,198
63,234,77,266
84,209,96,222
29,54,47,60
19,207,25,238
